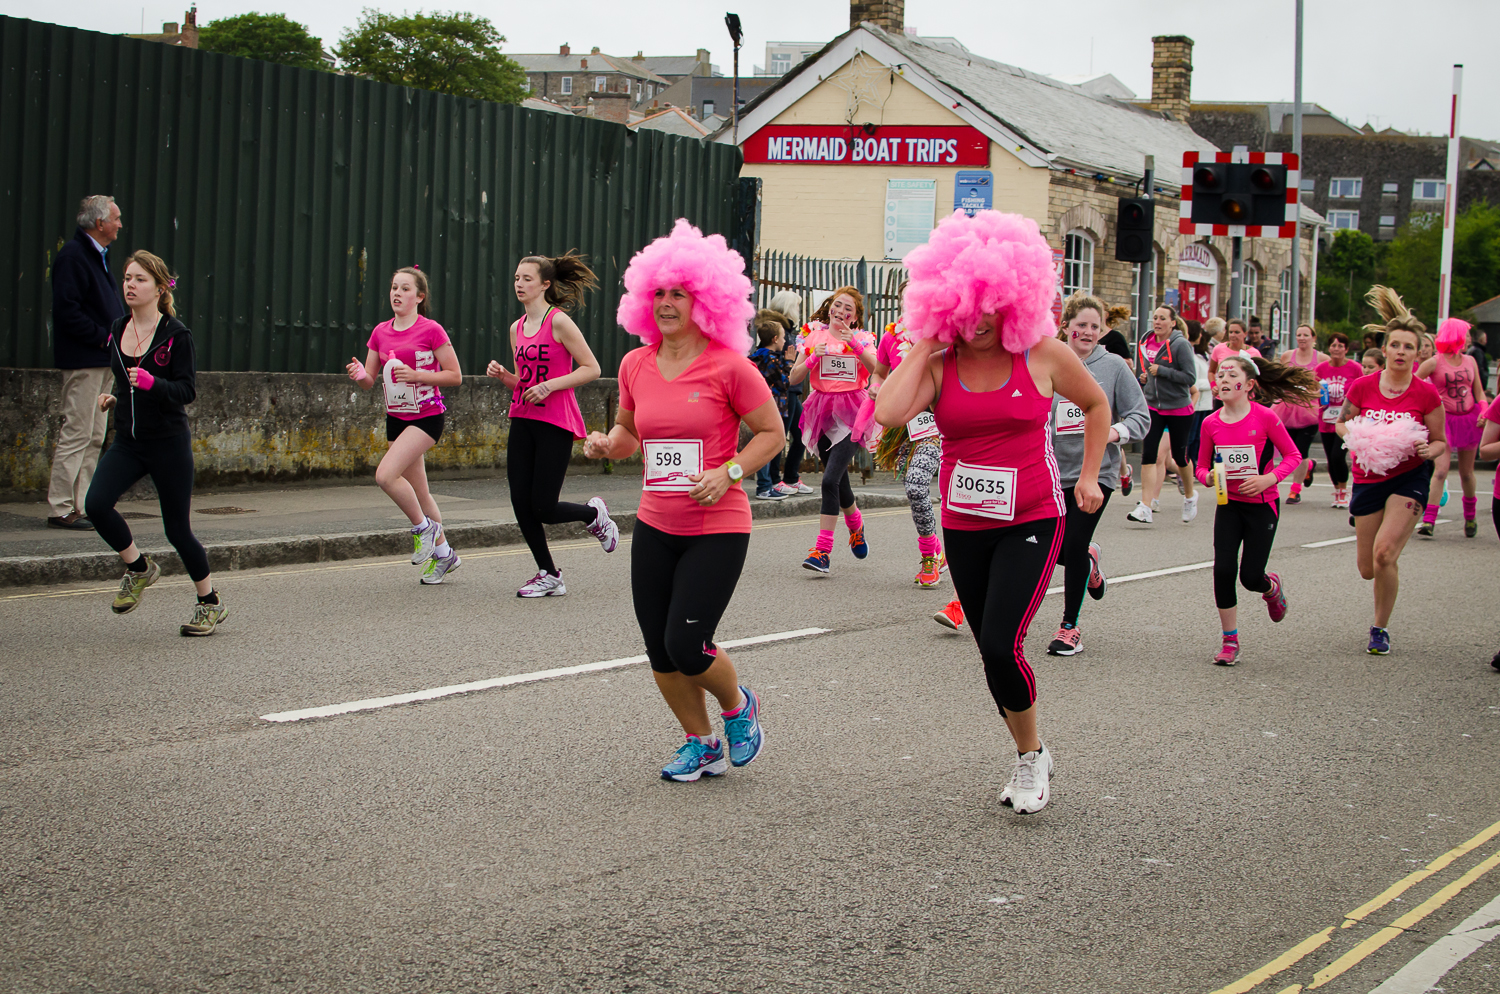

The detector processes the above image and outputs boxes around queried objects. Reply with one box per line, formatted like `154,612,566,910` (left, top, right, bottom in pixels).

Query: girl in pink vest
1274,323,1328,505
486,254,616,598
1416,317,1489,538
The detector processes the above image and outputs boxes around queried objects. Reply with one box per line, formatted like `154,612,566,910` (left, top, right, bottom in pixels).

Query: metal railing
752,250,908,332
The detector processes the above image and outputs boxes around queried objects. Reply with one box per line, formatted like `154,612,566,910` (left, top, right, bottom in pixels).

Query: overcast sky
11,0,1498,139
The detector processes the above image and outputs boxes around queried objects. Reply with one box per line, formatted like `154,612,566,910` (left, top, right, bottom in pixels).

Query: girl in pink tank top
485,254,617,597
1415,317,1490,536
1274,324,1328,504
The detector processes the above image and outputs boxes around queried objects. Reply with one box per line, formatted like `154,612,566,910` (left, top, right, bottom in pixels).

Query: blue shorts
1350,462,1432,517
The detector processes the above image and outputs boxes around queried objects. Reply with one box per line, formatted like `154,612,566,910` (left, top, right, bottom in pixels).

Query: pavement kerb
0,491,912,589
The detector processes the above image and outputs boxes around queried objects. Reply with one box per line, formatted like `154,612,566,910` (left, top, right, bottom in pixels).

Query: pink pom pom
616,219,755,353
1343,417,1428,477
901,210,1058,352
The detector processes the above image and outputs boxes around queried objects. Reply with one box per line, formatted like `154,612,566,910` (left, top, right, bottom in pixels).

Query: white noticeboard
884,179,937,261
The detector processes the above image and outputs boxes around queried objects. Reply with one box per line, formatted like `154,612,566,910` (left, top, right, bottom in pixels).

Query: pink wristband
134,368,155,391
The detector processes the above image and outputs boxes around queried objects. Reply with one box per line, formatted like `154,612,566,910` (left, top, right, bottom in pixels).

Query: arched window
1239,264,1259,318
1063,230,1094,297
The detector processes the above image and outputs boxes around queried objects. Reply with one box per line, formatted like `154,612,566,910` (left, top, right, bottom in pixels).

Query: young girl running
1275,324,1328,505
583,220,781,782
346,267,464,583
788,287,879,574
1337,286,1447,655
1315,332,1360,508
1194,356,1317,666
876,210,1109,815
1415,318,1489,538
87,251,226,635
485,255,616,597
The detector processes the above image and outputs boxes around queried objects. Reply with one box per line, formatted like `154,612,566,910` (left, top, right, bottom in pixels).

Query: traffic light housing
1184,157,1292,232
1115,197,1155,263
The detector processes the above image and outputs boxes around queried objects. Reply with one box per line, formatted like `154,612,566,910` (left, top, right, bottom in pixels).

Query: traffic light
1115,197,1155,263
1183,155,1293,233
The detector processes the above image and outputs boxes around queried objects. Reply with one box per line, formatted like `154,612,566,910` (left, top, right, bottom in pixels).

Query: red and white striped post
1438,64,1463,324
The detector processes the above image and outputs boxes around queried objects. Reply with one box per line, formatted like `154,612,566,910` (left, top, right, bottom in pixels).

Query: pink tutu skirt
800,389,879,447
1446,409,1483,450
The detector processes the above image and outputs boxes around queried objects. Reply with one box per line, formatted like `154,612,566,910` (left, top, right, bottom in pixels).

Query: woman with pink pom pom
1415,318,1489,539
1336,286,1447,655
583,220,783,782
875,210,1110,815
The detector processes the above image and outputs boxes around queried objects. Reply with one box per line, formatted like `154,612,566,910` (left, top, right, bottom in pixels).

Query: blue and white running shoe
723,686,764,768
660,736,728,782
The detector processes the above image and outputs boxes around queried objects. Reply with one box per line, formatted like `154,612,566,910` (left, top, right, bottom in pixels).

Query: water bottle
1213,453,1229,505
1319,382,1330,406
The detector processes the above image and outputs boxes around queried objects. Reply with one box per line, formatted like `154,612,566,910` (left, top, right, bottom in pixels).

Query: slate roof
511,52,668,84
636,56,712,78
632,107,709,138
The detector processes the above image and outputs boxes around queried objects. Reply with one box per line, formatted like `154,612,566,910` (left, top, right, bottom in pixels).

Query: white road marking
1368,890,1500,993
1047,560,1213,596
1303,519,1451,549
259,628,831,723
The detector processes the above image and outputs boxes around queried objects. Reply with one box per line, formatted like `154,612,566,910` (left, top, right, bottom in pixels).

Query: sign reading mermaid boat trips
948,461,1017,521
742,125,989,166
642,439,703,492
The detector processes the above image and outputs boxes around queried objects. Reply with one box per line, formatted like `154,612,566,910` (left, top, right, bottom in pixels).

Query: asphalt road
3,487,1499,993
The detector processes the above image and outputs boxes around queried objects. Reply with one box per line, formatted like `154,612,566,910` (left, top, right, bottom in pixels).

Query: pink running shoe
1214,639,1240,666
1086,541,1106,599
1262,571,1288,623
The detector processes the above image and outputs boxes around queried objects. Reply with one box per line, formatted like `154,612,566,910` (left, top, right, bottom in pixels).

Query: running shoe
848,523,869,559
1182,494,1198,523
772,482,800,498
1490,650,1500,673
1120,463,1133,497
660,736,728,782
791,481,815,495
1286,489,1302,505
1126,502,1153,524
723,686,764,767
938,551,949,574
517,570,566,597
1331,488,1347,509
1086,541,1106,600
1416,521,1435,538
420,550,462,584
1172,472,1185,496
586,496,620,553
915,555,942,587
1465,518,1478,539
1440,482,1450,507
753,489,778,500
1001,744,1053,814
1151,499,1161,512
111,557,160,615
1214,640,1240,666
180,596,229,637
934,599,965,631
1304,460,1316,487
801,548,830,573
411,518,441,565
1046,625,1082,656
1262,571,1288,623
1367,627,1391,655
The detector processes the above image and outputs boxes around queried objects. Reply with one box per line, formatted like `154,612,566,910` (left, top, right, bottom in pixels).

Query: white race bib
382,357,419,414
1053,400,1086,435
820,353,858,383
907,410,939,441
947,460,1017,521
1217,443,1257,480
1322,405,1341,425
642,439,703,492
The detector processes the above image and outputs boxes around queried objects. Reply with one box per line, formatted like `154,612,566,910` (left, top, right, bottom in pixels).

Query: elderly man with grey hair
47,195,126,529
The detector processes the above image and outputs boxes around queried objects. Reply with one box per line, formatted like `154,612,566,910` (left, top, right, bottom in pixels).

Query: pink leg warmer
844,506,863,531
917,534,939,557
816,529,835,553
1423,503,1439,524
1463,496,1478,521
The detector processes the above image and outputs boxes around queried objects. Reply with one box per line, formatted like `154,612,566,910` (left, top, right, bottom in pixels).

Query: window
1279,269,1292,330
1300,177,1316,193
1379,215,1397,226
771,53,792,74
1382,181,1399,194
1329,178,1363,198
594,76,607,93
1062,231,1094,297
646,84,654,100
702,100,715,116
1239,264,1258,318
560,76,573,95
1328,210,1360,230
1413,179,1445,200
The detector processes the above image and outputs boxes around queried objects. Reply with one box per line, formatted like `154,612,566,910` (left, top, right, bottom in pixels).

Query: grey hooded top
1049,345,1151,490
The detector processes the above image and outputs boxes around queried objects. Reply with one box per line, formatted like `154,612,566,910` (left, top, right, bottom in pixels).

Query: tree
1315,228,1382,337
335,10,527,104
199,12,327,71
1385,202,1500,322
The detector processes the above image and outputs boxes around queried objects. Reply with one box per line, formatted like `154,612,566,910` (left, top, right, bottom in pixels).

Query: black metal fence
753,250,907,332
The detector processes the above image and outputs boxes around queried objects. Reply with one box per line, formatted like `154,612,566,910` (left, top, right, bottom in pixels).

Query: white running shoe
410,518,442,565
792,481,815,494
517,570,567,597
1126,502,1153,524
1151,499,1160,512
586,497,619,553
420,550,461,584
1182,494,1198,523
1001,743,1054,814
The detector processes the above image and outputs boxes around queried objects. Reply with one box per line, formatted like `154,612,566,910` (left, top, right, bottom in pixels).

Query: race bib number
820,353,858,383
947,461,1017,521
1217,444,1257,480
1054,400,1086,435
642,439,703,492
382,357,419,414
907,410,939,441
1323,405,1342,425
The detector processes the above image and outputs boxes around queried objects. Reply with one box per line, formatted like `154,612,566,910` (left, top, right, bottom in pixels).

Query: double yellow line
1210,817,1500,993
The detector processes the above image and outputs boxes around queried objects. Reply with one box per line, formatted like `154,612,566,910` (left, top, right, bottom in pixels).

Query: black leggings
1143,410,1193,466
1213,499,1279,609
1057,485,1113,627
815,435,858,517
630,521,749,675
507,417,595,574
85,433,211,582
1320,431,1350,487
943,517,1062,714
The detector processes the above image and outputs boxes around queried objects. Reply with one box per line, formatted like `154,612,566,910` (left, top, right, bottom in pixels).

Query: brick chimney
559,43,570,56
180,5,199,48
590,92,631,125
851,0,904,33
695,48,711,76
1149,35,1193,121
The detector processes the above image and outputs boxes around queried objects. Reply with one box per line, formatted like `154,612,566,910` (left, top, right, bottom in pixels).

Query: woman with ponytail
1415,318,1488,538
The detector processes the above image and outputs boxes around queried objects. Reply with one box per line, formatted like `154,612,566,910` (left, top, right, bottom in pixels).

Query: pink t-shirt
797,322,876,394
1344,373,1442,484
876,321,913,372
618,341,773,536
367,315,450,420
1194,403,1301,505
1426,354,1482,416
1314,360,1362,433
1211,342,1262,366
1274,350,1323,429
1486,395,1500,422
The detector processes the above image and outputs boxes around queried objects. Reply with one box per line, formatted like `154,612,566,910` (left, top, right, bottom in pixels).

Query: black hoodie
106,314,197,440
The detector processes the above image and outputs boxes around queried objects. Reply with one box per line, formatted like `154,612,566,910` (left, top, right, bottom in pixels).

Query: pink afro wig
616,219,755,353
901,210,1058,351
1435,317,1471,354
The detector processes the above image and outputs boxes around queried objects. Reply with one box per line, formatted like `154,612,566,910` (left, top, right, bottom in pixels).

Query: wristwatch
724,461,744,482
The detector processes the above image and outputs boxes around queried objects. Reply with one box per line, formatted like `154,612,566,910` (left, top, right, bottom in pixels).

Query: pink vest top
935,347,1064,530
509,307,587,439
1275,350,1322,428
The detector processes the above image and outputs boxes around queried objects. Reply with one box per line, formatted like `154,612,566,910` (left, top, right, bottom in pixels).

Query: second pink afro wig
1435,317,1471,354
616,218,755,353
902,210,1058,352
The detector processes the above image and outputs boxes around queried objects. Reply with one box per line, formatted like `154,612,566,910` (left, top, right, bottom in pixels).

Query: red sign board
742,125,989,166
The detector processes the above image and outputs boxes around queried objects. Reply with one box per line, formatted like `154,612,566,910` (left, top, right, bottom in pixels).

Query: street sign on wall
744,125,989,166
954,170,993,216
885,179,938,260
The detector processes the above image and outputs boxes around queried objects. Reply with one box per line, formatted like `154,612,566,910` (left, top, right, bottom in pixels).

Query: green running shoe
111,557,161,615
180,596,229,637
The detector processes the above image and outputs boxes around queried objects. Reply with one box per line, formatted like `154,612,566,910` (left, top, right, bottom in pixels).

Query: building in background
126,6,198,48
631,107,709,139
652,74,779,122
754,41,824,76
511,45,669,124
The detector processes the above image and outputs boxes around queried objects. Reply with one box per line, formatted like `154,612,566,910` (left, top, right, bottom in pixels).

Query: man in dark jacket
48,195,125,529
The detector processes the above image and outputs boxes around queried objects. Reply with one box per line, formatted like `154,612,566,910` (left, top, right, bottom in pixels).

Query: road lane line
1206,929,1336,994
1368,890,1500,993
1046,560,1214,596
1301,536,1356,548
259,627,832,723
